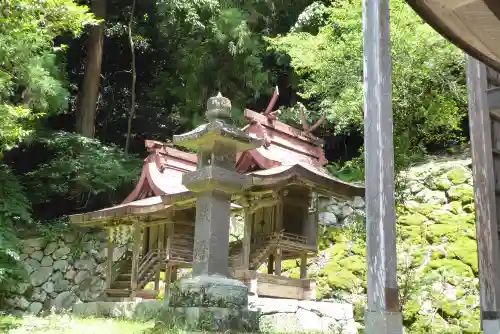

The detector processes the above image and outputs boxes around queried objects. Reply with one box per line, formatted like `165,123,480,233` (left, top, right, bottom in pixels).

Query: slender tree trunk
75,0,106,138
125,0,137,153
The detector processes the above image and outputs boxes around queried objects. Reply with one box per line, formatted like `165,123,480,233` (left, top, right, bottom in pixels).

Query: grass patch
0,314,155,334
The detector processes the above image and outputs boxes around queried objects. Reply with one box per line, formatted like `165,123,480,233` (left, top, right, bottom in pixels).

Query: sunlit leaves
0,1,97,152
269,0,466,163
23,132,141,205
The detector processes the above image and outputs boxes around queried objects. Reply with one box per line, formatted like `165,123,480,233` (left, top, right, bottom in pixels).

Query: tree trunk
125,0,137,153
75,0,106,138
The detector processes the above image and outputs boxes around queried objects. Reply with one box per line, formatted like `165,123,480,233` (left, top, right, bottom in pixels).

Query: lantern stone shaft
173,92,261,277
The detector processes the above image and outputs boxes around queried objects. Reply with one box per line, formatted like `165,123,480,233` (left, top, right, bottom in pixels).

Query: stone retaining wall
7,230,129,314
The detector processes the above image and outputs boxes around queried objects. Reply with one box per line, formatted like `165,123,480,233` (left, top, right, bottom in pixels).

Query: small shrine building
69,101,364,301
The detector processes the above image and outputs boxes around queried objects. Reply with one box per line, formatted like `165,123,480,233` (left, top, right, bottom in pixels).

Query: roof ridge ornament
206,91,231,122
299,103,326,135
263,86,280,122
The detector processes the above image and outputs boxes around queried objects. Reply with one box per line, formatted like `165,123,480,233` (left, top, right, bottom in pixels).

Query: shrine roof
406,0,500,71
69,161,364,226
69,103,364,227
249,163,364,199
237,109,327,172
121,140,197,204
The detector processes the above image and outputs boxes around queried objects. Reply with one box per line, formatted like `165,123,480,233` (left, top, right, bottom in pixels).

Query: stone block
52,246,71,259
161,306,259,332
25,258,40,271
28,302,43,314
30,267,52,287
53,291,80,310
40,256,53,267
30,250,44,261
22,238,46,250
170,275,248,309
44,242,58,256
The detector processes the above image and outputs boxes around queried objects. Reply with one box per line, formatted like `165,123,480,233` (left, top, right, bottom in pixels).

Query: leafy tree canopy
268,0,467,169
0,0,96,152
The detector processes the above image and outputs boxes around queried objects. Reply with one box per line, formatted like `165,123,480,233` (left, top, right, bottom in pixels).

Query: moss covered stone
428,259,474,278
338,255,366,276
324,269,361,292
426,174,452,191
448,239,478,274
398,213,428,226
424,224,464,243
447,201,463,215
317,158,478,331
463,203,475,213
446,166,470,185
409,314,462,333
408,203,442,218
447,184,474,204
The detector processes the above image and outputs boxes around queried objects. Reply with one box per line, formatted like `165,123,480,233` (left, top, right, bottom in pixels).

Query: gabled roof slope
122,140,197,204
236,109,327,172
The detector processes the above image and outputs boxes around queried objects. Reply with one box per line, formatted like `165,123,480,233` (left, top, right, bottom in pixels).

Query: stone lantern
167,93,261,331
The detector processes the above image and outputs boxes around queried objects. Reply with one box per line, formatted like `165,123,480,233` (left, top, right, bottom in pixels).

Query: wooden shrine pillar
300,253,307,279
274,196,283,276
466,55,500,333
164,223,174,299
242,202,252,270
274,248,282,276
130,224,143,297
362,0,403,332
267,255,274,274
106,228,115,289
154,223,165,291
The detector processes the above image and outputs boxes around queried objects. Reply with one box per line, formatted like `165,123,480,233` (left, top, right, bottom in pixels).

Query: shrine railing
107,250,132,288
136,247,194,290
253,231,307,245
138,249,158,281
157,247,193,264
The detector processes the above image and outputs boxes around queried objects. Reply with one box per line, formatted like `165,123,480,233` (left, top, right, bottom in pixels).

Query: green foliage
152,0,271,125
0,164,31,301
268,0,467,170
23,132,141,205
0,0,97,151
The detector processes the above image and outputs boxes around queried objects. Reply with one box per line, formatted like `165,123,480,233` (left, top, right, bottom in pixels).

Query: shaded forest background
0,0,478,298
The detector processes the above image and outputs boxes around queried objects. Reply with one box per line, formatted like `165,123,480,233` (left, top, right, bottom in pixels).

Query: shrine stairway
105,232,311,300
229,232,311,271
105,235,193,300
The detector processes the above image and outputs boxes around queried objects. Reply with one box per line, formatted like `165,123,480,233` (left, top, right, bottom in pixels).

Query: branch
125,0,136,154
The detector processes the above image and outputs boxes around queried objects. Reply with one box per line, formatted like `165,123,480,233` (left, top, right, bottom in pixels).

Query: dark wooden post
300,253,307,279
106,228,114,289
242,202,252,270
164,223,173,299
466,54,500,332
154,223,165,291
130,224,142,297
362,0,403,332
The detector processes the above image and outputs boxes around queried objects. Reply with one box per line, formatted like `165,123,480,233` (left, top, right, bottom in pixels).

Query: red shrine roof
122,140,197,204
121,108,331,205
69,99,364,225
236,109,327,172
